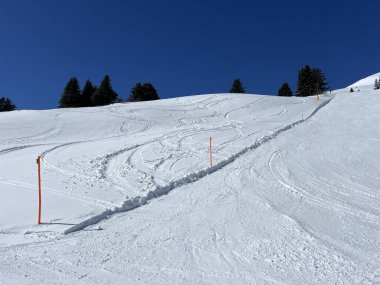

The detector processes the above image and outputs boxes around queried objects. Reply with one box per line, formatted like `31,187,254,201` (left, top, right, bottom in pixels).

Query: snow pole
209,137,213,167
36,156,42,225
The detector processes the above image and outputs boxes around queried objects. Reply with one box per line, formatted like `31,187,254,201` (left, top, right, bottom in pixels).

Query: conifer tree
81,80,96,107
296,65,313,97
0,97,16,111
91,75,118,106
230,79,245,93
129,83,144,102
59,77,81,108
128,82,160,102
374,79,380,90
296,65,328,96
350,88,354,93
278,82,293,96
312,68,328,94
142,83,159,101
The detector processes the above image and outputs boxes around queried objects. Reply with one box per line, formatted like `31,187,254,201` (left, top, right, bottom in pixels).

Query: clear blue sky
0,0,379,109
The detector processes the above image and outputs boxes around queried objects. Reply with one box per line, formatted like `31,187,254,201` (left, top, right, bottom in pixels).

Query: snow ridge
64,97,333,234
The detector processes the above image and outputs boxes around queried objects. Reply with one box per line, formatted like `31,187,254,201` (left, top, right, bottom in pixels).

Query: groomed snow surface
0,85,380,284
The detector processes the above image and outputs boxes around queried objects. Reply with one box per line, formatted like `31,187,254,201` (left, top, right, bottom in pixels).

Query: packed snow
0,78,379,284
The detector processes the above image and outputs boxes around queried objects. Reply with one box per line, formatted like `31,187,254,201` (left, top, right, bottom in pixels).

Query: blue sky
0,0,379,109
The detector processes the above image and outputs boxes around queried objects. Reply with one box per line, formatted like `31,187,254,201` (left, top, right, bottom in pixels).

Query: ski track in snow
0,95,331,233
0,96,330,232
0,94,321,235
1,89,380,284
64,97,333,234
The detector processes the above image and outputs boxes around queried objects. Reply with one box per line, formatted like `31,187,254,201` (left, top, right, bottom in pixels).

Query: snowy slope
331,72,380,94
0,94,321,242
348,72,380,89
0,84,380,284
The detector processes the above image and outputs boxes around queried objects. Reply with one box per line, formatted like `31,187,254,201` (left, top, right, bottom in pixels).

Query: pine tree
129,83,144,102
59,77,81,108
230,79,245,93
0,97,16,112
296,65,328,96
312,68,328,94
296,65,313,97
350,88,354,93
128,82,160,102
278,82,293,96
142,83,159,101
81,80,96,107
91,75,118,106
374,79,380,90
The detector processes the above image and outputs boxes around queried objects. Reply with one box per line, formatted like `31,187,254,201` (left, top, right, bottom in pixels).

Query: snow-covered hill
0,79,380,284
348,72,380,89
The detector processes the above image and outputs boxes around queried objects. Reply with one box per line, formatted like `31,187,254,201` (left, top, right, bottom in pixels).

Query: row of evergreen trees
278,65,328,97
59,75,160,108
0,97,16,112
229,65,328,97
59,76,117,108
229,79,294,96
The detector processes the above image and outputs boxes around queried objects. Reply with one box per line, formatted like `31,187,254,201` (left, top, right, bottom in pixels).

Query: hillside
0,81,380,284
348,72,380,90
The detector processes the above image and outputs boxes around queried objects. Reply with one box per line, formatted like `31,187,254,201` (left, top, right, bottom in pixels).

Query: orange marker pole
209,137,213,167
36,156,42,225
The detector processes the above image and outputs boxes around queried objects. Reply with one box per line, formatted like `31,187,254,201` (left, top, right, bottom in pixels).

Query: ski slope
0,81,380,283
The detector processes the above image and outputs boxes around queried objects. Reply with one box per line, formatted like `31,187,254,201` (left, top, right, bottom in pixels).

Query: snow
348,72,380,89
0,80,380,284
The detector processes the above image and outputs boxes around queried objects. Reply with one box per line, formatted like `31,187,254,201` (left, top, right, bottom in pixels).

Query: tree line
3,66,377,113
230,65,328,97
59,75,160,108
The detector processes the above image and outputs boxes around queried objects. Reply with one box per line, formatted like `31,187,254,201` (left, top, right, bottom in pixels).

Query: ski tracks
64,97,334,234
